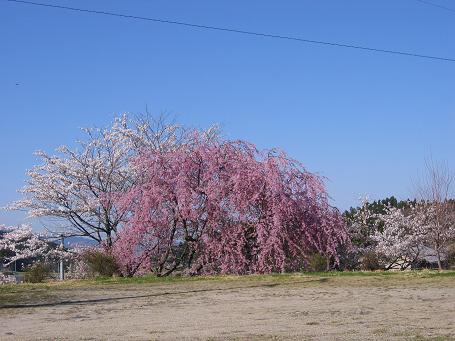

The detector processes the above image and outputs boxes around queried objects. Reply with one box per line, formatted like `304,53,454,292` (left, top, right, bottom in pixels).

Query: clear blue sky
1,0,454,228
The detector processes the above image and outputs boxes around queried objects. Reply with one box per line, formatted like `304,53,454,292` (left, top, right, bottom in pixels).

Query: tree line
1,114,454,279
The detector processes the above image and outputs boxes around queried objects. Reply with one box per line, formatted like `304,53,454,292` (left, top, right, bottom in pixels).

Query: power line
414,0,455,13
4,0,455,63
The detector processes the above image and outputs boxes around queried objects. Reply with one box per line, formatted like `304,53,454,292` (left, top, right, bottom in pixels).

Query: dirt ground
0,274,454,341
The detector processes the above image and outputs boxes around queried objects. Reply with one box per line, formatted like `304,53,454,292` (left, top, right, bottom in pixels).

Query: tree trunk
106,235,112,248
437,251,443,270
326,255,331,272
435,242,443,270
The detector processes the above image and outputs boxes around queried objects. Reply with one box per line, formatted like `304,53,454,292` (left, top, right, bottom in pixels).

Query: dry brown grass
0,271,454,340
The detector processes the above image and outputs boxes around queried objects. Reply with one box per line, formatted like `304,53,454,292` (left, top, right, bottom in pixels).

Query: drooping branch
112,137,349,276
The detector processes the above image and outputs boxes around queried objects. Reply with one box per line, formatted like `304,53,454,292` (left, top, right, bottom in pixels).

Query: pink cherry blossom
112,137,349,276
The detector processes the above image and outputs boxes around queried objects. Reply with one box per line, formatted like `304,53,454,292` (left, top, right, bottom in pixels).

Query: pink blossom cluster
112,138,349,276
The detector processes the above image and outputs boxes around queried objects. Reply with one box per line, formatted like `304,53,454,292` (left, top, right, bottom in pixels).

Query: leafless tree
415,159,455,269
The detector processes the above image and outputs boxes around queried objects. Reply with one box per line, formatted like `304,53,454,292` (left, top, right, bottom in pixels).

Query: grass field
1,271,454,340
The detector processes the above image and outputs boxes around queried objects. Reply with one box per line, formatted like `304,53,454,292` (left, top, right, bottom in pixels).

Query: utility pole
59,235,64,281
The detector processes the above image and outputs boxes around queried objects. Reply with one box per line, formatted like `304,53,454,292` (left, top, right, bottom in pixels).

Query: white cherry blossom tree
372,204,427,270
9,114,218,246
0,225,49,266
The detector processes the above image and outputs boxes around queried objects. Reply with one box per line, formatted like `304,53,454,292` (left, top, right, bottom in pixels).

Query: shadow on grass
0,278,327,310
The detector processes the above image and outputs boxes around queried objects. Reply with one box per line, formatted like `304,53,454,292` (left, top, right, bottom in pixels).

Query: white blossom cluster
8,115,192,244
9,114,219,246
372,205,427,269
0,272,16,285
357,201,455,270
0,225,49,266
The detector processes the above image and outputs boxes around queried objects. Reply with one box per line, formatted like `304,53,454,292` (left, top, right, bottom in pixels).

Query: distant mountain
64,236,98,248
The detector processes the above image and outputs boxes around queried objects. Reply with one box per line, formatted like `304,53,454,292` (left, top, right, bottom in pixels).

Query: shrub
83,250,119,277
446,243,455,269
336,245,361,271
308,253,328,272
24,263,52,283
0,272,16,285
360,251,382,271
412,258,439,270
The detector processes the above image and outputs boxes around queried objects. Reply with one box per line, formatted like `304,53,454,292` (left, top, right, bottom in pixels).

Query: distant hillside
65,236,98,248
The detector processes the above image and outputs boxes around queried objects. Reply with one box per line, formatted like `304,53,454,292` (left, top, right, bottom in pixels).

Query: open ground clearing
0,272,454,341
